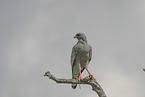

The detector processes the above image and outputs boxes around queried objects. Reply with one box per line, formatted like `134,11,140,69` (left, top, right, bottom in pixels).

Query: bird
71,32,93,89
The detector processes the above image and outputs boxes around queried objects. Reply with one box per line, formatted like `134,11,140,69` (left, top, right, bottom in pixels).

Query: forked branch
44,71,106,97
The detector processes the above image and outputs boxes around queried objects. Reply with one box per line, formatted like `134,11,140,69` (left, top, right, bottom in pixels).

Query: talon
80,77,83,80
89,74,94,78
86,68,94,78
76,77,83,83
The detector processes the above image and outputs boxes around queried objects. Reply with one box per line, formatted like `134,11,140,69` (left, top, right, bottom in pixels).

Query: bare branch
44,71,107,97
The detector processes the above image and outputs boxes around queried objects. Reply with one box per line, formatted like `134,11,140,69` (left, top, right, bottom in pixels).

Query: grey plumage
71,33,92,89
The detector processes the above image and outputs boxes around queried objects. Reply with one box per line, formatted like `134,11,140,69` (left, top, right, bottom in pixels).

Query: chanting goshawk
71,32,93,89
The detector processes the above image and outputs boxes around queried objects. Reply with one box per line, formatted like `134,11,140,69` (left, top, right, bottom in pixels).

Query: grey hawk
71,32,93,89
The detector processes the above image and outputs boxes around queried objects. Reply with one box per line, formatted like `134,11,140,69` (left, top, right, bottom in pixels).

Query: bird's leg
86,68,94,78
76,68,83,83
79,69,83,81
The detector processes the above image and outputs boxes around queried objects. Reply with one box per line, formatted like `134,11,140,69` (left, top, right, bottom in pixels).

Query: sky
0,0,145,97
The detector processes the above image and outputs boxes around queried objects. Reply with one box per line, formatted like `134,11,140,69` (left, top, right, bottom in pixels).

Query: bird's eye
76,34,80,36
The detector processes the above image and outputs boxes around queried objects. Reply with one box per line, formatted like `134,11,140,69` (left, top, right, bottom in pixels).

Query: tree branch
44,71,107,97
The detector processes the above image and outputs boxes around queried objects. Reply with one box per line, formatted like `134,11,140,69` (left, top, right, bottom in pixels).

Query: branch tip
44,71,106,97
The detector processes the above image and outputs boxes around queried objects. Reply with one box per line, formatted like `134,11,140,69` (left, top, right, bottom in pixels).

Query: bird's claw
76,77,83,83
89,74,94,78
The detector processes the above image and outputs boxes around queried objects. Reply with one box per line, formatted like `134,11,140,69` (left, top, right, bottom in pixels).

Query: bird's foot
76,77,83,83
89,74,94,78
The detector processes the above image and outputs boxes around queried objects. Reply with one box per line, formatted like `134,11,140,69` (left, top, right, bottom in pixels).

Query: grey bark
44,71,107,97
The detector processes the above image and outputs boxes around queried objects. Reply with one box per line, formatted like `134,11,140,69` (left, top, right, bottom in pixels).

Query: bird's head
74,32,87,42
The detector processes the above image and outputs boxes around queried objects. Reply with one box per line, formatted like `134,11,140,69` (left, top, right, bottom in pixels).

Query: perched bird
71,32,93,89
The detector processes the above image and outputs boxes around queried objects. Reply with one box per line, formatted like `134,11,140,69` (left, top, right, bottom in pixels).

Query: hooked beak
74,35,78,38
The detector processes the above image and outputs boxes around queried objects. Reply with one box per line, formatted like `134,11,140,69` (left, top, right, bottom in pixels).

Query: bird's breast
77,45,89,60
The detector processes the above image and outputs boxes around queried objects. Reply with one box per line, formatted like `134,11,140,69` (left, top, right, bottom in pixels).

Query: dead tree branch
44,71,107,97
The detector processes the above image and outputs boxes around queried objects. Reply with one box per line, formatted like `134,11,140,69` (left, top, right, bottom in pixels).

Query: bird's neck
78,39,87,44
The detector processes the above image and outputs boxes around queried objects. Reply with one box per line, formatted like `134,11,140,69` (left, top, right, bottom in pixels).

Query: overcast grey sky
0,0,145,97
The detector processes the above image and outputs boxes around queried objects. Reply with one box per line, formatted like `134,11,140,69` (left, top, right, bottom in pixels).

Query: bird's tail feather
72,84,77,89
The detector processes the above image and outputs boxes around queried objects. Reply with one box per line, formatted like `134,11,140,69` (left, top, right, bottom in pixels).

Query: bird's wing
71,45,77,66
71,45,79,89
89,45,92,62
71,45,78,74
